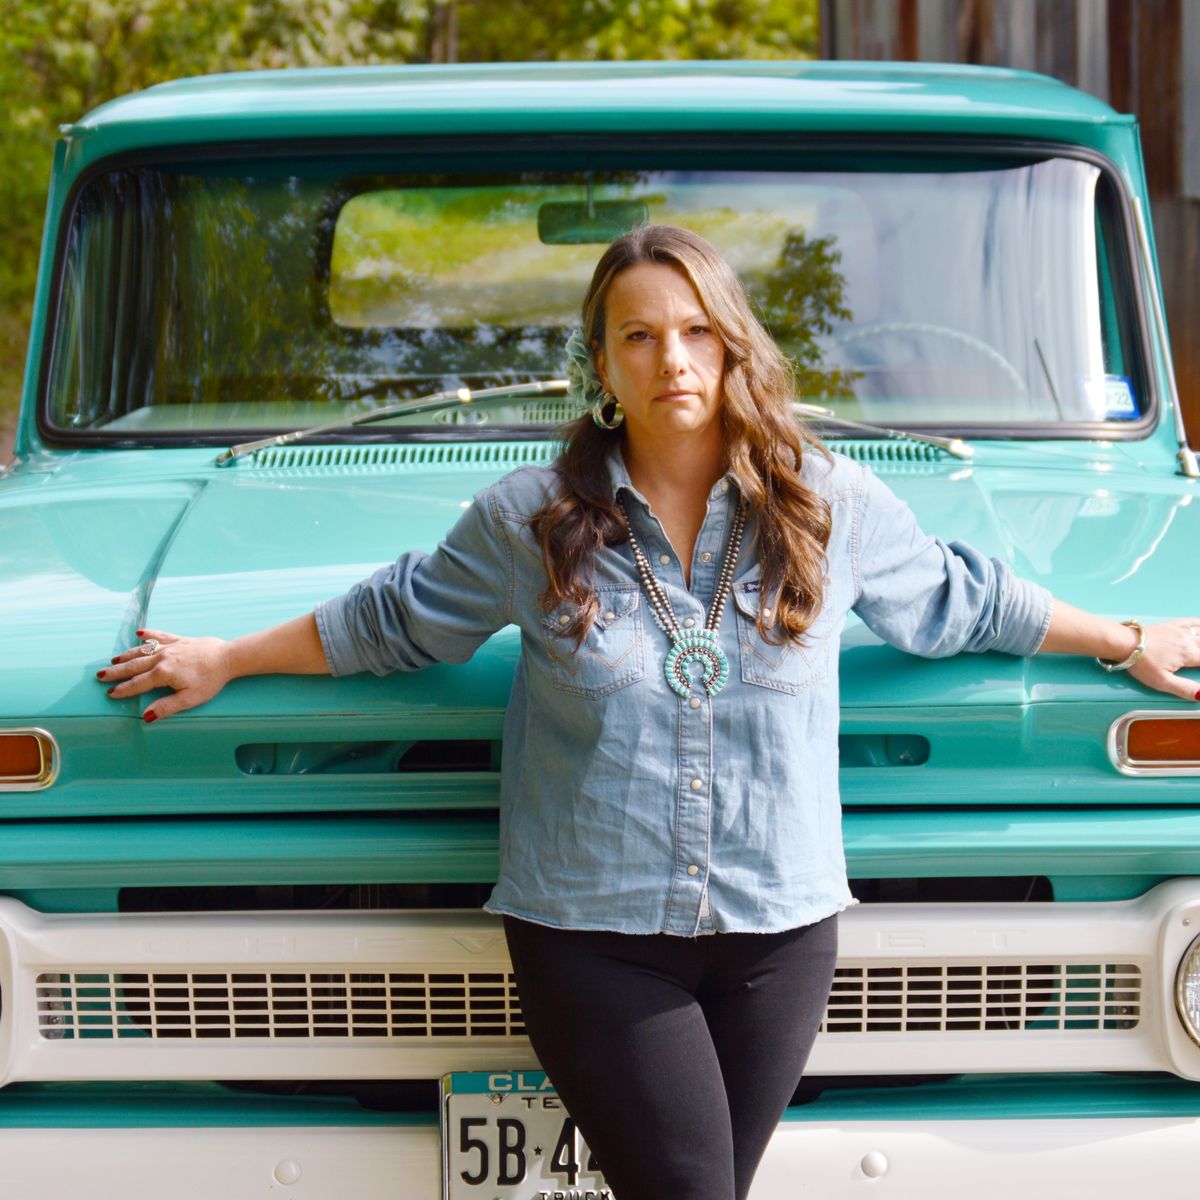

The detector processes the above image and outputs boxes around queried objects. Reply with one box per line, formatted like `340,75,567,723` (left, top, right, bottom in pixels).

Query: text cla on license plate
442,1070,611,1199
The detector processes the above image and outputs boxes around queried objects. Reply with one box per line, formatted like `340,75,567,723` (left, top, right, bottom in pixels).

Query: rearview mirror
537,200,648,245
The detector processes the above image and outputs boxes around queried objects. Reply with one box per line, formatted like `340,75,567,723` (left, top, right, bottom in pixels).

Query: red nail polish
110,656,119,665
106,687,115,697
143,711,157,724
136,630,145,638
1195,689,1200,702
96,670,106,679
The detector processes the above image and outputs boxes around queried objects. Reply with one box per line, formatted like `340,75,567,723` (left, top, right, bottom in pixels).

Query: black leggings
503,914,838,1200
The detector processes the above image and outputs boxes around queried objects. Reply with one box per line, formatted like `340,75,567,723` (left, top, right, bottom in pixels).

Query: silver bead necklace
619,496,747,699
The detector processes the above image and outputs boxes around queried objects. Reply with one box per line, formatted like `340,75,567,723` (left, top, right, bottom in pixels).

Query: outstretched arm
851,464,1200,701
99,614,329,723
98,483,519,723
1038,600,1200,701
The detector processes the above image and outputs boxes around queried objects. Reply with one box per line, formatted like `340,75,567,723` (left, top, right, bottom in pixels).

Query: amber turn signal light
1109,713,1200,776
0,730,57,789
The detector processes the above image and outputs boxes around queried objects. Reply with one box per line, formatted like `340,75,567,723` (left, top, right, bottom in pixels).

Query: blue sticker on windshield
1080,375,1138,420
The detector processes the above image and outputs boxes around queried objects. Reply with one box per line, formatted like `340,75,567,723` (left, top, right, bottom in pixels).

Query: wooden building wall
820,0,1200,445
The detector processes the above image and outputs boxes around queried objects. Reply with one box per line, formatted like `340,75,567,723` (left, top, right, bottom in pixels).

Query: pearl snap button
762,608,772,619
720,481,729,493
683,617,695,628
558,614,570,625
687,864,699,876
689,698,701,709
604,611,615,621
658,553,671,565
690,778,702,790
701,552,712,562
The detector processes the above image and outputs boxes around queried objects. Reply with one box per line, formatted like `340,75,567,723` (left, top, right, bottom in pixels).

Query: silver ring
139,639,161,656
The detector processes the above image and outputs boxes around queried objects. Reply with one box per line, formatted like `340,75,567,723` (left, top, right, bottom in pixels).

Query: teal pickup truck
2,61,1199,1199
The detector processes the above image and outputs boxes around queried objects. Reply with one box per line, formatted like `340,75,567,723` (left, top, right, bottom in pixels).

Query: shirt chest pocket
732,582,832,695
541,585,645,699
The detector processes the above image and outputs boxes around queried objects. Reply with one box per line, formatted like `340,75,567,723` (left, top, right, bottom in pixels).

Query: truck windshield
45,147,1147,440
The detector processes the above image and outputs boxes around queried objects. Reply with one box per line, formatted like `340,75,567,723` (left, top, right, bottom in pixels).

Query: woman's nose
658,331,686,374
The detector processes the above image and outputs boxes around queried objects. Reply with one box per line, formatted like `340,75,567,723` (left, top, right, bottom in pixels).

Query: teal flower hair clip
564,327,606,409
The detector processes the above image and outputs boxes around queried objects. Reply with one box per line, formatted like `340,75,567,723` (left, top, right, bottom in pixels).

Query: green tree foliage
441,0,817,62
0,0,818,423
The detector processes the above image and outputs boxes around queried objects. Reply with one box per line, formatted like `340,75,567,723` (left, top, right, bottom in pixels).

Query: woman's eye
626,330,651,342
688,325,711,336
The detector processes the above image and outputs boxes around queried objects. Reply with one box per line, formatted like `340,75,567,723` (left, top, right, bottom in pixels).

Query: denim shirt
315,449,1052,936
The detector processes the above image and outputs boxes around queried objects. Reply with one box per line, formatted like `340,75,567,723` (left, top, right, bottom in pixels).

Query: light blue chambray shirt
315,449,1053,937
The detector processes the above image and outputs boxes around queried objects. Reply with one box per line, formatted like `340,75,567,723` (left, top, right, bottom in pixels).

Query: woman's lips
653,390,696,402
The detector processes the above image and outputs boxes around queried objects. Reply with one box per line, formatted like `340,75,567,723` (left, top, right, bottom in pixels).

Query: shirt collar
603,445,739,508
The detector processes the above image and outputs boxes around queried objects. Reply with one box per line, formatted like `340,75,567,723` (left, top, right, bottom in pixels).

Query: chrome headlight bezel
1174,930,1200,1048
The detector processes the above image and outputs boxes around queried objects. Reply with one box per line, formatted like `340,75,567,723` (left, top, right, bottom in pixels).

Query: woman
99,225,1200,1199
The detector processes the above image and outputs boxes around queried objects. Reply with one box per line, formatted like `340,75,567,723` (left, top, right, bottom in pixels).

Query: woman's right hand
97,629,233,723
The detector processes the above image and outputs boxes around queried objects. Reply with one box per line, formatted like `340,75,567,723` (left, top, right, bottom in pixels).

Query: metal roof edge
66,60,1124,145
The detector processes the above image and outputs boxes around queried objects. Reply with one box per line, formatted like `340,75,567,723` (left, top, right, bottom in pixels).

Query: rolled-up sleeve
851,466,1052,658
314,488,514,676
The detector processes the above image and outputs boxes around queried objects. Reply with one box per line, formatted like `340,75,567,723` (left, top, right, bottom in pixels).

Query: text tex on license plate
442,1070,611,1200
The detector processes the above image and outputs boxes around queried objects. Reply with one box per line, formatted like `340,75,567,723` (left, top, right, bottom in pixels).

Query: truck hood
2,449,1195,719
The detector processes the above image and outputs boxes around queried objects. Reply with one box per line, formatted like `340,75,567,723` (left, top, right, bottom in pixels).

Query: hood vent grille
249,443,556,471
247,439,950,475
826,440,948,465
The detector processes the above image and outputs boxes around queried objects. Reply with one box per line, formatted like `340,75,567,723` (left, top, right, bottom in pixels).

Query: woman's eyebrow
616,312,707,331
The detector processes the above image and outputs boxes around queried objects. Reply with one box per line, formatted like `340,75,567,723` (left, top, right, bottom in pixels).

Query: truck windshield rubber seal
34,133,1160,450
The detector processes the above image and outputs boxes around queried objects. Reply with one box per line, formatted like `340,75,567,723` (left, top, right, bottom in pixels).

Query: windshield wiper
793,402,974,460
216,384,970,466
215,379,570,466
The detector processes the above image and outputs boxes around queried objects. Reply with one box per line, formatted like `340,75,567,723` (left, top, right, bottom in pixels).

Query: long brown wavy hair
531,224,832,646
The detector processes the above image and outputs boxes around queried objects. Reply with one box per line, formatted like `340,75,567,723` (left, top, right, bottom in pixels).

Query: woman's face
594,262,726,447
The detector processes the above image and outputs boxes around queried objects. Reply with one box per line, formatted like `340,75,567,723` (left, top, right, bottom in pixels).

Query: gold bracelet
1097,620,1146,672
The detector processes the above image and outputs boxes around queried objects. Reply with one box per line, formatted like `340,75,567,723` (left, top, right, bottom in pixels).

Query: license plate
442,1070,611,1200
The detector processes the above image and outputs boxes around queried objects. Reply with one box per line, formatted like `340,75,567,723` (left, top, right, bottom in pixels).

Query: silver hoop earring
591,394,625,430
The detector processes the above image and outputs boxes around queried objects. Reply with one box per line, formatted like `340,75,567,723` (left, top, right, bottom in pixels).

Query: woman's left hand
1127,619,1200,701
1040,603,1200,700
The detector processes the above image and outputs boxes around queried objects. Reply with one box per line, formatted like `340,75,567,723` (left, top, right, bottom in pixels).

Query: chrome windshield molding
1132,198,1197,478
1108,710,1200,777
0,729,60,792
41,136,1156,450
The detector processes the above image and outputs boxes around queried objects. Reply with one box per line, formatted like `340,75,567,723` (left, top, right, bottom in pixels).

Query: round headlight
1175,932,1200,1047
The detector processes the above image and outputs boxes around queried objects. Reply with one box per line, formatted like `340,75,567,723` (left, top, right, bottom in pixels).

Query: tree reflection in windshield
756,229,857,402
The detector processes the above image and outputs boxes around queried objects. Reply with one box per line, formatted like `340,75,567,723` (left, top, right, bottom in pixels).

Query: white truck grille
37,961,1140,1041
37,970,525,1040
3,884,1200,1083
823,962,1142,1033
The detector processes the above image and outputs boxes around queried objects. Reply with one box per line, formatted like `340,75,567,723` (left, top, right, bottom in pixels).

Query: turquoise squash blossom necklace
619,496,748,699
